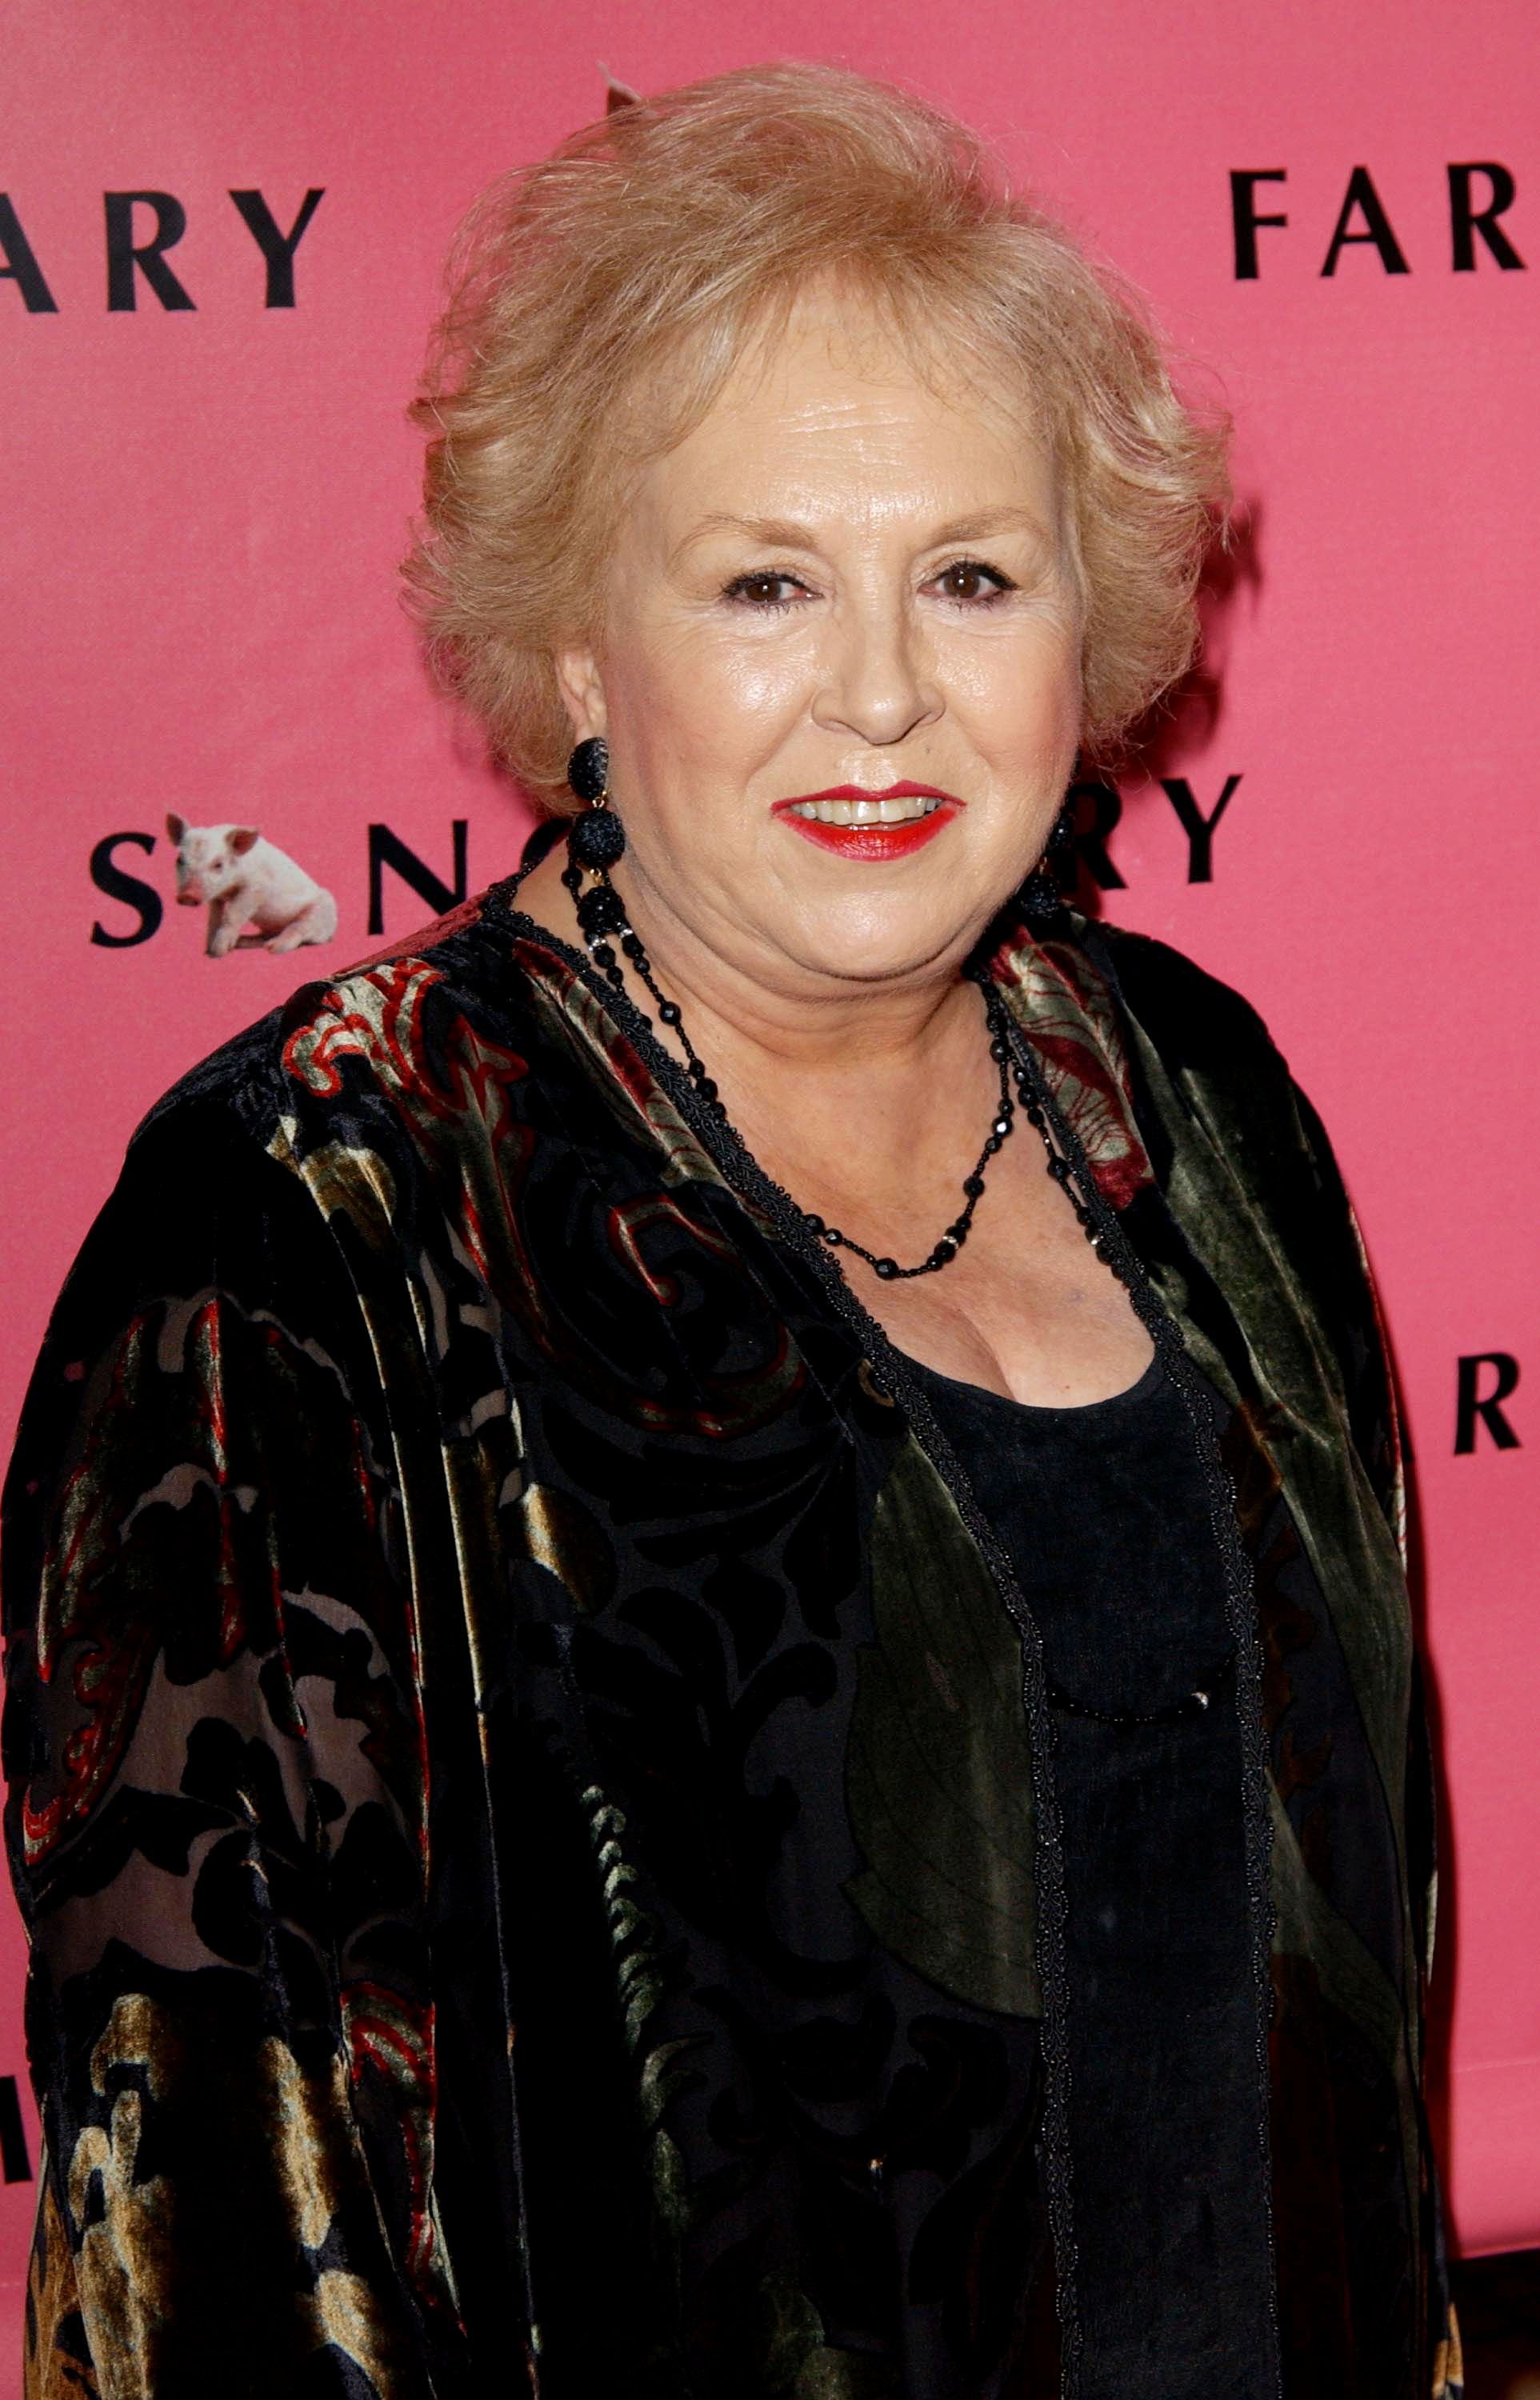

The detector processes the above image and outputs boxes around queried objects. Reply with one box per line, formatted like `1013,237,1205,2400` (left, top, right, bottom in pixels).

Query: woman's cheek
698,632,817,721
1002,644,1082,757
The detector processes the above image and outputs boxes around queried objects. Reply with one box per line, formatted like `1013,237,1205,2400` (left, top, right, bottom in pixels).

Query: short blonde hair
405,61,1228,810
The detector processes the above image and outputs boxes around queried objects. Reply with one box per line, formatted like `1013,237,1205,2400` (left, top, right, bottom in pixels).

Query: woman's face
555,281,1082,1006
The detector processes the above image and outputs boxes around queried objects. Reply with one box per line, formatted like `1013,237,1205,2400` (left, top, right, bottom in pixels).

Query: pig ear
166,812,186,842
229,826,260,855
604,73,641,110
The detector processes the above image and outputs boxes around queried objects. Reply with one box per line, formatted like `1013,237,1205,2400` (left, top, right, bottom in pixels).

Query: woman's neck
512,835,1006,1245
516,830,989,1097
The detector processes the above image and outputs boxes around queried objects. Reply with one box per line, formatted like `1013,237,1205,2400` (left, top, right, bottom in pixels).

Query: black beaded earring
566,736,626,870
1020,798,1076,923
561,736,632,950
557,731,728,1119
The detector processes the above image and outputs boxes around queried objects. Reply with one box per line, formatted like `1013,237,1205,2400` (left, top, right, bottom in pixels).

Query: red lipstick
771,782,962,863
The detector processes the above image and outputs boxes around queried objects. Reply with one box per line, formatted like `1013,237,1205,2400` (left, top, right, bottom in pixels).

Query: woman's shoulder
1064,915,1359,1256
1060,917,1305,1123
1038,911,1332,1209
132,883,562,1164
1072,915,1288,1090
18,890,568,1429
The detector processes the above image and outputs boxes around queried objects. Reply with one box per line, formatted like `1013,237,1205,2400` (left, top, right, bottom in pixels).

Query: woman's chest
844,1170,1157,1407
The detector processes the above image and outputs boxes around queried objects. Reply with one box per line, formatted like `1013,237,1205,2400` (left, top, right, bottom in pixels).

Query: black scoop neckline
898,1342,1166,1421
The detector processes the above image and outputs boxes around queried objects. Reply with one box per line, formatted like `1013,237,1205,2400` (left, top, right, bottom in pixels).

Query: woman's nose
810,598,942,746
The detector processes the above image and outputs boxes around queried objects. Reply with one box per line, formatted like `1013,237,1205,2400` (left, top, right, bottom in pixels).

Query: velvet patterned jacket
2,874,1462,2398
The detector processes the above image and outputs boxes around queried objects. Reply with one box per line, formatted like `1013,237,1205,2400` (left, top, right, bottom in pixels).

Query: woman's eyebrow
671,504,1051,566
922,507,1053,546
669,513,815,566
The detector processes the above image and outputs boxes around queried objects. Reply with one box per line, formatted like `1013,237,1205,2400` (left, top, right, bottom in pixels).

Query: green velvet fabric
0,881,1459,2397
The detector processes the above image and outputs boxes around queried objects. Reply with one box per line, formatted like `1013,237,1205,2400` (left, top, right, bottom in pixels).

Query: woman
2,61,1459,2400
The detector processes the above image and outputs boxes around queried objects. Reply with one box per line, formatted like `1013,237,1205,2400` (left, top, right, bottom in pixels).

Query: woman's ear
553,644,607,741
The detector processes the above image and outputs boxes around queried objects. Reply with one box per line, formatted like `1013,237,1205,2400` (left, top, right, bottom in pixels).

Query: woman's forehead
629,285,1057,523
726,278,1040,430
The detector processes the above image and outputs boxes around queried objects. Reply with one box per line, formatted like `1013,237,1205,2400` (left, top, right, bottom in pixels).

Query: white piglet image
167,815,338,956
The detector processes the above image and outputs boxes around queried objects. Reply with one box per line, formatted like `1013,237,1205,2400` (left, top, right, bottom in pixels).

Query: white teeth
788,795,943,826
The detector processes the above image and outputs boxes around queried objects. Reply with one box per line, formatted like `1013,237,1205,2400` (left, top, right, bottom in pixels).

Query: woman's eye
934,558,1016,604
722,570,806,610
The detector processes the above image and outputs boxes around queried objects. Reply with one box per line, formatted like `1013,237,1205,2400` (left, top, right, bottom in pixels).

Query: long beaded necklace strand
562,841,1049,1282
574,840,1238,1722
502,822,1282,2398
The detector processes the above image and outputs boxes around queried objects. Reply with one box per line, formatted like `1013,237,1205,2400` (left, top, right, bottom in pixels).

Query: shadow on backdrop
1060,494,1266,915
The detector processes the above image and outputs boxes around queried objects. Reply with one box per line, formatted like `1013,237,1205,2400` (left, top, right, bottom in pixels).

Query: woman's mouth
772,784,961,862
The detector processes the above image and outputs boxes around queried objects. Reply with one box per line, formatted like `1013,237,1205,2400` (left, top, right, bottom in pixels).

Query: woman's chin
764,894,992,991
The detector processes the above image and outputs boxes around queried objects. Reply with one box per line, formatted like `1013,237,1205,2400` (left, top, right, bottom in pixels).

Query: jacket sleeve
1286,1077,1463,2400
2,1100,459,2398
1284,1078,1410,1566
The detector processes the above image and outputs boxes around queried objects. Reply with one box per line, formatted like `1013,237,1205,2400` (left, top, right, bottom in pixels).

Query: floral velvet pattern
2,882,1459,2397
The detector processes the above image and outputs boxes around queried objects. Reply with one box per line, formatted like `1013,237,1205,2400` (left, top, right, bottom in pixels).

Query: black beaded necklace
513,750,1282,2396
559,761,1075,1283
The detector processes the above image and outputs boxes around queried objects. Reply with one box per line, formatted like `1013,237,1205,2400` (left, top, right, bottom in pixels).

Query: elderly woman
3,60,1458,2400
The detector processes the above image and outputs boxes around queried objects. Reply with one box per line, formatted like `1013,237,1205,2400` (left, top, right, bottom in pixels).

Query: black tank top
902,1343,1278,2400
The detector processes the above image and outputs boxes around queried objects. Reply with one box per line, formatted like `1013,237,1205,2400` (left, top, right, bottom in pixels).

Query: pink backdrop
3,0,1536,2372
